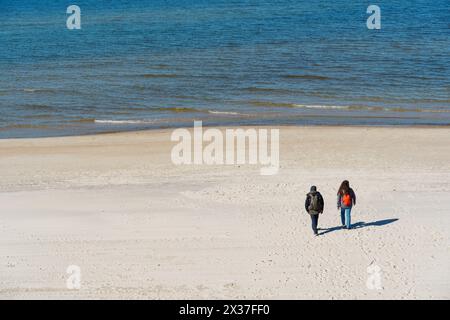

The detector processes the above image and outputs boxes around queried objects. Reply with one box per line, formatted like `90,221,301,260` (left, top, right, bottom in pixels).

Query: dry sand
0,126,449,299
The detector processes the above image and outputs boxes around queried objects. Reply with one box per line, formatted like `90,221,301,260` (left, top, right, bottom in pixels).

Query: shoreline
1,123,449,142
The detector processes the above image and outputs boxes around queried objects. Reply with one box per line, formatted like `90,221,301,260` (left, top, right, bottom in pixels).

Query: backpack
342,193,352,207
308,193,322,213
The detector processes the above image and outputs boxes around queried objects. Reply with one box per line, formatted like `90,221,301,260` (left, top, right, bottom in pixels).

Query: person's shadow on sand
318,218,398,236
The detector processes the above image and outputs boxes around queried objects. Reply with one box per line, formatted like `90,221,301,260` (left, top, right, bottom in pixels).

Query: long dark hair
338,180,350,195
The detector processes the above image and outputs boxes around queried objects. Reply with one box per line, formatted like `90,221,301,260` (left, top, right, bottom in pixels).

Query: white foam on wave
94,119,157,124
23,88,55,93
293,104,350,110
294,104,450,113
208,110,248,116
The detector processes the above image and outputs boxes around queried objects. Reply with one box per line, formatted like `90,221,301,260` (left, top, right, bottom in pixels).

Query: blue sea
0,0,449,138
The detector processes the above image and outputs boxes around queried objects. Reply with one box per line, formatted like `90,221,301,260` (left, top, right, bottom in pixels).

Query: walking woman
337,180,356,229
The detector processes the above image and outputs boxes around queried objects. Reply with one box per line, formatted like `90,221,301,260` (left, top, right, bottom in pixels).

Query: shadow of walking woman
318,218,398,236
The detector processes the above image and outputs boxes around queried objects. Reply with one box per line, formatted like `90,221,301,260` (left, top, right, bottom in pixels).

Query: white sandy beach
0,126,449,299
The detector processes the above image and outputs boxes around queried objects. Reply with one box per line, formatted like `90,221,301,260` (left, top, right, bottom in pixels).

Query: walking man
305,186,324,236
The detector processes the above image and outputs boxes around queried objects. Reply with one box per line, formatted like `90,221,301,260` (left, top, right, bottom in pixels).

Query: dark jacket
305,191,324,215
337,188,356,209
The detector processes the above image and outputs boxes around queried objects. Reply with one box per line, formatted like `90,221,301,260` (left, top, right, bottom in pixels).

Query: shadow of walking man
318,218,398,236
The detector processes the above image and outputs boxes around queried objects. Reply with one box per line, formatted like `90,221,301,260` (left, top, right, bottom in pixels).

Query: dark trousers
310,214,319,234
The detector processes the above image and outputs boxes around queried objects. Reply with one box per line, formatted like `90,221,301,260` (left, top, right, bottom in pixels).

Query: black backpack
308,192,323,213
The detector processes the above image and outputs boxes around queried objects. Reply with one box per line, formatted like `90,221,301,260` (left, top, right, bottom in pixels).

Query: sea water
0,0,449,138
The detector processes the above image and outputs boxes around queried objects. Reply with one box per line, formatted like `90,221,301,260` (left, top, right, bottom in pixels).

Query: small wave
94,119,158,125
208,110,248,116
408,98,450,104
241,87,294,94
152,64,171,70
248,102,450,113
0,124,50,131
23,88,57,93
151,107,209,113
248,101,297,108
294,104,349,110
282,74,332,80
293,104,450,113
388,107,450,113
70,118,96,123
357,96,450,104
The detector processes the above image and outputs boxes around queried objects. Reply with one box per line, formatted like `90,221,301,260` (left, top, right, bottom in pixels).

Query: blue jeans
340,207,352,229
